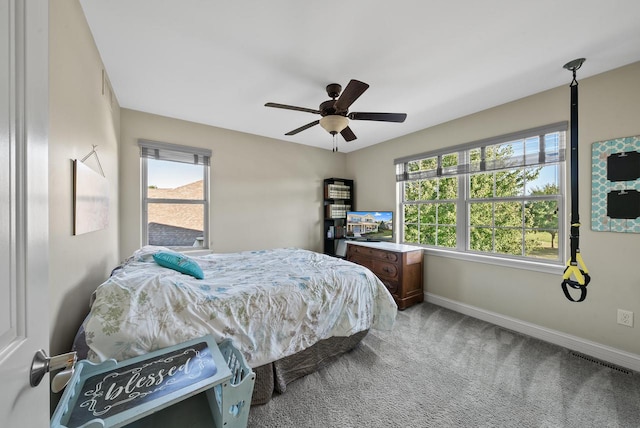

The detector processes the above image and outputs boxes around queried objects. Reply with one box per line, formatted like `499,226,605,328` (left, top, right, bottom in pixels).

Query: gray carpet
131,303,640,427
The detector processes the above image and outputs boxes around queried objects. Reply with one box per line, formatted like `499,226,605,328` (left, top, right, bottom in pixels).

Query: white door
0,0,50,425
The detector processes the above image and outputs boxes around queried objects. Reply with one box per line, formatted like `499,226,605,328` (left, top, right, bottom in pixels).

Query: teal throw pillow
152,251,204,279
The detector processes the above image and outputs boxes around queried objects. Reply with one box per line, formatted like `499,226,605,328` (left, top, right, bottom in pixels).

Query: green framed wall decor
591,135,640,233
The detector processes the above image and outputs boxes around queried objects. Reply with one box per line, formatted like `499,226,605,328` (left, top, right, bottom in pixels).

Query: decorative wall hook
80,144,105,177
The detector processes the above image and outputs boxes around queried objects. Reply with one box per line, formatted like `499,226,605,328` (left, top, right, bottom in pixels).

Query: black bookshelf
323,178,354,257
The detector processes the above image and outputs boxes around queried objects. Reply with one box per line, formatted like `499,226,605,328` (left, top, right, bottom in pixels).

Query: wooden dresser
346,241,423,310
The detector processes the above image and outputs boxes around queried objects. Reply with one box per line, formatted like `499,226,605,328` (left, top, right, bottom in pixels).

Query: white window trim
421,246,567,275
395,123,568,271
139,139,211,250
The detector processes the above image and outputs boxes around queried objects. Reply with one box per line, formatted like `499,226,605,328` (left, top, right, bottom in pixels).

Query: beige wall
49,0,638,368
119,109,347,257
346,62,640,356
49,0,120,356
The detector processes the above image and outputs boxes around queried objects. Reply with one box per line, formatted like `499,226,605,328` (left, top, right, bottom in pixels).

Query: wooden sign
65,340,218,427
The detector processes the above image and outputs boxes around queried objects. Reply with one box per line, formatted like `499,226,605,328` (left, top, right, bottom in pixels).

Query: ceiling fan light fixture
265,79,406,144
319,115,349,135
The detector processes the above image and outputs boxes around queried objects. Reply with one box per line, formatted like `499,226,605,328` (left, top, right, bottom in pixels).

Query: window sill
180,249,212,256
417,246,566,275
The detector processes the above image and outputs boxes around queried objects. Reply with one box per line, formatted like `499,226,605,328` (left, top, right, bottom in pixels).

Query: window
139,140,211,249
396,122,566,265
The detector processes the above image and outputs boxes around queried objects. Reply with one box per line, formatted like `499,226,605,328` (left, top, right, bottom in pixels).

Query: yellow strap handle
562,251,590,285
561,250,591,302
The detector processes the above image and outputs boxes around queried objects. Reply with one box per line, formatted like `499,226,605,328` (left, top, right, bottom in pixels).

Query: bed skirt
251,330,368,405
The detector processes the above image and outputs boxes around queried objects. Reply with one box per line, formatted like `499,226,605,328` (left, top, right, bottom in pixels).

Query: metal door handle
30,349,77,392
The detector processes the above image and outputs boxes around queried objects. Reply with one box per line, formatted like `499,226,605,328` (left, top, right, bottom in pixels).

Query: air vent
102,69,115,112
569,351,633,375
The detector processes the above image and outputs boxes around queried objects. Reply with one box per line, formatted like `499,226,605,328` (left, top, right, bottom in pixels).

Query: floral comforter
83,246,397,368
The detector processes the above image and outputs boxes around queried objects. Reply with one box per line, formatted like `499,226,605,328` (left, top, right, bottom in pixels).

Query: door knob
30,349,77,392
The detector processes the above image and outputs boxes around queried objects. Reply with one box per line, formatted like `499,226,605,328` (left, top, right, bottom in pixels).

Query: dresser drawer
348,245,399,263
380,278,398,294
347,253,370,269
371,260,399,280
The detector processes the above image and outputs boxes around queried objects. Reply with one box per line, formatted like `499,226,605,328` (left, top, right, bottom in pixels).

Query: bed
73,246,397,404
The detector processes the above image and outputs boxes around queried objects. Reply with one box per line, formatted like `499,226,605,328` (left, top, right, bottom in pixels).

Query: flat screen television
345,211,394,242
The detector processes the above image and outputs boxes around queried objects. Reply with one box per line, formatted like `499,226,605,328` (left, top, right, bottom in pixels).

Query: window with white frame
396,122,567,264
139,140,211,249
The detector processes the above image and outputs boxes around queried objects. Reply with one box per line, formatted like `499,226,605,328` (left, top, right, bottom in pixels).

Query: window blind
138,139,211,166
394,122,567,182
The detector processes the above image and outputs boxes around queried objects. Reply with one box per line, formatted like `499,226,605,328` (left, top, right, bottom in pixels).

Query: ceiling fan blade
334,80,369,112
285,120,320,136
265,102,321,115
340,126,357,142
348,112,407,123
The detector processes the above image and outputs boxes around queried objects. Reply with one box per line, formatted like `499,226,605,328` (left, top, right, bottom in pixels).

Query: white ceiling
79,0,640,153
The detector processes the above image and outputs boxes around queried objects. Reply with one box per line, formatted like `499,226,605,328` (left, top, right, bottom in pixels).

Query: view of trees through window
401,131,563,261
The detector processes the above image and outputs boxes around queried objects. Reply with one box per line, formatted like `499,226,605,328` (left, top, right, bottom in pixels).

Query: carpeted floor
131,302,640,427
248,302,640,427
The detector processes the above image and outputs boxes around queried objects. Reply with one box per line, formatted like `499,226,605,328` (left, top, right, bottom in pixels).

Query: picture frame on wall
591,135,640,233
73,159,109,235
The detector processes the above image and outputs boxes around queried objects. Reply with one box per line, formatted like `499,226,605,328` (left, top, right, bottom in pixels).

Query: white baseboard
425,292,640,373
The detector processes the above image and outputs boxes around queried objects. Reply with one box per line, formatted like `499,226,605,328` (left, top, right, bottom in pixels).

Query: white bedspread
83,246,397,368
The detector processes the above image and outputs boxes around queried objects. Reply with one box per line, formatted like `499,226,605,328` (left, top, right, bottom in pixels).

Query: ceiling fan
265,79,407,149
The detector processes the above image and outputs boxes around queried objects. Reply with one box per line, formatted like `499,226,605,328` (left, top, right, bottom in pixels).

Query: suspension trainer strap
561,59,591,302
562,250,591,302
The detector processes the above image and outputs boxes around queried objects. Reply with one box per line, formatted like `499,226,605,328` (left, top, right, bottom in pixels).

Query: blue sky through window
148,159,203,189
